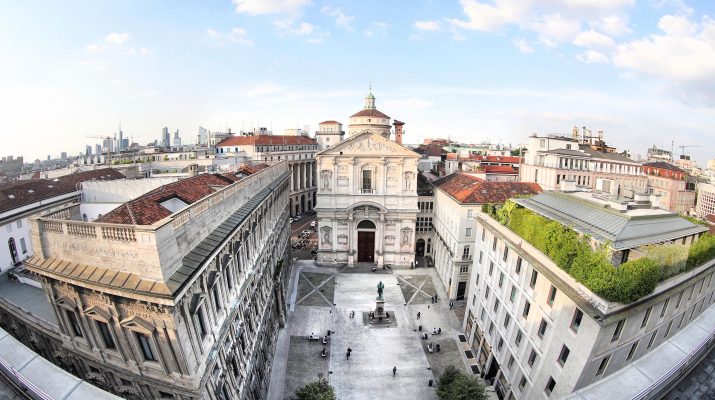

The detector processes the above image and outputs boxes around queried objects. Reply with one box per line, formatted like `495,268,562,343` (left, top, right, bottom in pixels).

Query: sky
0,0,714,165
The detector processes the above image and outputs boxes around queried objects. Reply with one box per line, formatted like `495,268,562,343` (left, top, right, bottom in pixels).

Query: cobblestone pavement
268,262,474,400
665,345,715,400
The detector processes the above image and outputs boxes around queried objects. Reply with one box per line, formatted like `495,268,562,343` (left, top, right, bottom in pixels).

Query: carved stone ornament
385,235,395,245
344,137,398,153
337,176,349,187
337,234,348,245
404,172,414,190
321,226,332,245
386,177,397,188
338,165,348,172
401,227,413,245
320,170,332,190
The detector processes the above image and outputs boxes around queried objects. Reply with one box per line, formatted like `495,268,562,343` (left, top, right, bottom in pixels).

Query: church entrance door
357,232,375,263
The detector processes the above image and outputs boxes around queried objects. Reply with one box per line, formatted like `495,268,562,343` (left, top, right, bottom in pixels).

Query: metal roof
514,192,708,250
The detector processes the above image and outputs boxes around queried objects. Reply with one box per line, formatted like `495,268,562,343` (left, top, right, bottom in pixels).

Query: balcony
360,188,375,194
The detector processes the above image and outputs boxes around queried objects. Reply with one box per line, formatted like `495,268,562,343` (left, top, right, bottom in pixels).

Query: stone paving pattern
665,346,715,400
267,261,476,400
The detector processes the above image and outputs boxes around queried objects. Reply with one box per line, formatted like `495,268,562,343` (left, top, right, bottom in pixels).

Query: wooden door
357,232,375,262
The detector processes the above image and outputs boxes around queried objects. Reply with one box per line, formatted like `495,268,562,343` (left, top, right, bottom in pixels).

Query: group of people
427,343,441,353
431,294,439,303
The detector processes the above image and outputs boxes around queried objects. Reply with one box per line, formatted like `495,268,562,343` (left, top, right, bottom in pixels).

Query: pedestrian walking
393,366,397,377
417,311,421,319
449,301,454,310
347,347,352,354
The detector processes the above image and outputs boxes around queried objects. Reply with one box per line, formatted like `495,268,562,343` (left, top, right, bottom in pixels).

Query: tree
437,366,487,400
294,378,335,400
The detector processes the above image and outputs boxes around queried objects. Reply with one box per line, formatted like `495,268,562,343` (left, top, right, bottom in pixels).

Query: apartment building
0,163,291,400
642,162,696,213
431,173,541,300
696,183,715,220
463,191,711,399
520,133,646,196
216,135,319,216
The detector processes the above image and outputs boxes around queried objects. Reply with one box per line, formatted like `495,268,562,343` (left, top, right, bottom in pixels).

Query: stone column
347,212,354,267
376,212,385,267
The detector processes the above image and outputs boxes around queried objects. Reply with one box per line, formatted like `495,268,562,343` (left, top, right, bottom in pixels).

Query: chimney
393,120,405,145
188,164,199,177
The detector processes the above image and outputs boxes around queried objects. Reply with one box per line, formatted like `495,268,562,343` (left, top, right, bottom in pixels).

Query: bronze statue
377,281,385,301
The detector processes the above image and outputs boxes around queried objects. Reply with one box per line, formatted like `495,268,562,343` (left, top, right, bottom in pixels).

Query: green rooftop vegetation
483,201,715,303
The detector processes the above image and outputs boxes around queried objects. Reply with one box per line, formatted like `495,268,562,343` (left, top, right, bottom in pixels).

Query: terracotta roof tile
216,135,317,147
96,173,236,225
482,165,518,174
0,168,124,214
349,109,390,118
434,173,542,204
319,120,341,124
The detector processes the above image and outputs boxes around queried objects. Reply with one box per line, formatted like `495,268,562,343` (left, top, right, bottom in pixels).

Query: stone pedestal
375,300,386,319
370,299,391,325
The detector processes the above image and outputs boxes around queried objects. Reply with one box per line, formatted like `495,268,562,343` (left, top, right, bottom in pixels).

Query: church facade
315,91,419,268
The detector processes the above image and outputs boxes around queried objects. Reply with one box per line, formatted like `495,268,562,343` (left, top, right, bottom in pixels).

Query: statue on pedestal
377,281,384,301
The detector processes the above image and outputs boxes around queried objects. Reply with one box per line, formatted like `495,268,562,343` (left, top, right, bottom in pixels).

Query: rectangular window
503,314,511,329
660,298,670,318
538,319,548,338
493,299,500,313
213,286,222,312
507,355,515,370
545,377,556,396
596,356,610,376
488,322,494,336
530,270,538,288
515,257,522,274
647,331,657,349
480,308,486,321
558,345,570,366
570,309,583,332
466,228,472,237
485,286,490,299
96,321,115,349
641,306,652,328
19,238,27,254
362,170,372,192
503,247,509,262
519,376,527,390
528,350,537,367
515,330,523,347
489,262,494,276
481,228,486,241
16,220,22,229
472,294,476,306
664,320,673,338
523,301,531,319
547,285,557,306
510,286,516,302
196,307,207,339
478,251,483,264
498,273,504,288
492,237,497,252
66,310,83,338
497,337,504,352
611,320,624,342
676,291,684,308
462,245,471,259
626,341,638,360
135,332,156,361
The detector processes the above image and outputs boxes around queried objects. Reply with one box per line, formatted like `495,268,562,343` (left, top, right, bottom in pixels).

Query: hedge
484,201,715,303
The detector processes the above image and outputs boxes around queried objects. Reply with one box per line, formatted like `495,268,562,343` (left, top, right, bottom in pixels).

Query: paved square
268,262,473,400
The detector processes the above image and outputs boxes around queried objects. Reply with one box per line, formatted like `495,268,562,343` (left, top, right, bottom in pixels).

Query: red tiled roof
416,145,444,157
96,174,236,225
482,165,518,174
434,173,542,204
216,135,317,147
349,108,390,119
0,168,124,214
445,153,522,163
319,120,341,125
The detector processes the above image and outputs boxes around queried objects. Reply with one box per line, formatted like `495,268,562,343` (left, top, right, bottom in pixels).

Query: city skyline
1,0,714,163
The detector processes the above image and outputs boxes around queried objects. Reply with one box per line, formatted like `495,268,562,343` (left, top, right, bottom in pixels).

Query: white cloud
125,47,152,55
613,15,715,85
364,22,388,37
531,13,581,47
321,6,354,30
232,0,310,15
414,20,440,31
590,15,632,36
306,31,330,44
105,32,129,44
573,29,615,48
513,38,534,53
577,50,610,63
657,14,697,36
85,44,106,52
447,0,530,32
205,28,254,46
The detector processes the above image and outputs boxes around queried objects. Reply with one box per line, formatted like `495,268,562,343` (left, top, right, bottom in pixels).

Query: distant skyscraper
60,152,67,159
85,145,92,156
198,126,208,146
117,126,124,151
47,155,50,161
95,144,102,156
162,127,170,148
172,129,181,147
122,138,129,150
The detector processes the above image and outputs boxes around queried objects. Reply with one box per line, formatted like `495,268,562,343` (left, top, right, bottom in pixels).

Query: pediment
317,132,419,157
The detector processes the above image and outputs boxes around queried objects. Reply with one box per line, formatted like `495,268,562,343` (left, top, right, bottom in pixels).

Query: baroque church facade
315,90,419,268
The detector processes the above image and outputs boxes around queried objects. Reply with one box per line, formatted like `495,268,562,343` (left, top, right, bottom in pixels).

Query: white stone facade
315,132,419,267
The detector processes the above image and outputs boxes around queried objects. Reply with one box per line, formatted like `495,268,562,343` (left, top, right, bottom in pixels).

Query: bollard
418,325,422,331
428,379,433,387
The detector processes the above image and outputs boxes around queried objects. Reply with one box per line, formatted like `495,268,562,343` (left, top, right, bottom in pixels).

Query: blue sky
1,0,714,164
